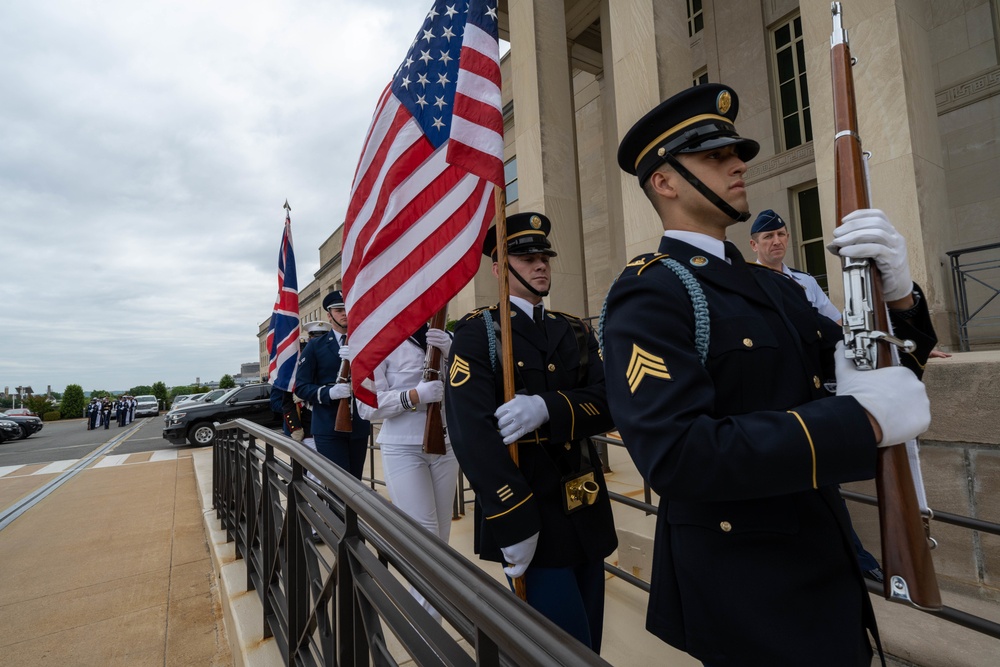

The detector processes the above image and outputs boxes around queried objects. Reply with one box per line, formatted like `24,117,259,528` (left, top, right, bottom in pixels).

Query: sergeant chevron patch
627,344,672,393
450,355,471,387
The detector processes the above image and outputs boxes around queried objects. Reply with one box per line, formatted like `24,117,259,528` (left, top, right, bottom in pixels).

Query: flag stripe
342,0,501,406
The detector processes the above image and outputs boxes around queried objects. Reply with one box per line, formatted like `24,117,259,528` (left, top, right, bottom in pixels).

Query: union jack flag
266,210,300,392
342,0,504,406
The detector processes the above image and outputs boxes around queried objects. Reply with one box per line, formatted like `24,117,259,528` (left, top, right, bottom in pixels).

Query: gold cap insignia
627,344,672,393
657,147,666,158
449,355,472,387
690,256,709,267
530,215,542,229
717,90,732,114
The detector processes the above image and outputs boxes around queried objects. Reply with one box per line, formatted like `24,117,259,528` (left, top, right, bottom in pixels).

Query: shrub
43,411,61,422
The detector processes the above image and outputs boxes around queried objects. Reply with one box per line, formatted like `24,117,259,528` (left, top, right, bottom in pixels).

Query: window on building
504,157,519,204
687,0,704,37
794,186,828,292
772,14,812,150
693,69,708,86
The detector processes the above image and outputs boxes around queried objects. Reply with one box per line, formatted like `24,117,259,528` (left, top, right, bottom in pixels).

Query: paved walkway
0,447,230,666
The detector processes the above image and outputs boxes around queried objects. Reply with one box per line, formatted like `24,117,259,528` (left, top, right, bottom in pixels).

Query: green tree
152,381,168,406
128,385,154,396
25,395,54,416
61,384,87,420
219,374,236,389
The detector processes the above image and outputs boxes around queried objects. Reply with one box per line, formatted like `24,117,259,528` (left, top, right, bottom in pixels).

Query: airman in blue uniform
294,290,371,479
602,83,936,666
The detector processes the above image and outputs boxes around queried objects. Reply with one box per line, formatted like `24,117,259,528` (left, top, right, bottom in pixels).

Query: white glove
414,379,444,404
834,342,930,446
827,209,913,302
495,394,549,445
338,344,352,361
290,428,304,442
328,383,351,401
426,328,452,357
500,532,539,579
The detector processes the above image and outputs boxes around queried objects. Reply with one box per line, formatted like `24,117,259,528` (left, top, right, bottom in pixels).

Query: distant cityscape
4,362,262,400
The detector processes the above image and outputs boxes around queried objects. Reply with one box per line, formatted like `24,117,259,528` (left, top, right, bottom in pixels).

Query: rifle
830,2,940,610
334,336,353,433
421,309,448,455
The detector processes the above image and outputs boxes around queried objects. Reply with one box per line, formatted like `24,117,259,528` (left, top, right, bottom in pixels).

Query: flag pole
492,184,527,602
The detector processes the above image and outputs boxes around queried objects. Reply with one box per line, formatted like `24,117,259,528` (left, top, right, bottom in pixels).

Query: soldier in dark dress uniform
294,290,371,479
601,84,936,666
445,213,618,652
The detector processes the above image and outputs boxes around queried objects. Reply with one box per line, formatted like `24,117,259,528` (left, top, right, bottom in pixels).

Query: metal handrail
947,241,1000,350
213,418,610,667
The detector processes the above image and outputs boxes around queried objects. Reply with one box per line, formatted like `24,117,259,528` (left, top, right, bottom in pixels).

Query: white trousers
380,442,460,543
381,442,460,622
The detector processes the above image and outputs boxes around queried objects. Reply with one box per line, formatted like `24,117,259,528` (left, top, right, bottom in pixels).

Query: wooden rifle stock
422,309,448,455
334,341,353,432
830,2,940,609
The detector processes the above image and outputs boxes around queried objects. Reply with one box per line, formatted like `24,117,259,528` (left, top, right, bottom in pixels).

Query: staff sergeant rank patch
450,355,472,387
627,344,672,393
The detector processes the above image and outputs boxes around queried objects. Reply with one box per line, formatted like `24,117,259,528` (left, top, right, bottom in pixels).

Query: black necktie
339,334,346,345
724,241,746,270
533,304,547,341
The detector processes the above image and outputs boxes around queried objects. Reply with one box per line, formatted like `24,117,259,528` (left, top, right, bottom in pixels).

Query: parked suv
162,383,278,446
135,395,160,417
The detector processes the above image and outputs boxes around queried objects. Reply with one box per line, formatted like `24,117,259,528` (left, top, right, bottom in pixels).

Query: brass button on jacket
720,521,732,532
547,363,556,372
742,338,753,348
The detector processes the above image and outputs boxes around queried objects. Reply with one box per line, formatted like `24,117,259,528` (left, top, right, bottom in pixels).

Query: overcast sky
0,0,457,395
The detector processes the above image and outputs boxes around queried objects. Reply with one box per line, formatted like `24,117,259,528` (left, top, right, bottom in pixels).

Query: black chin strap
509,264,550,297
663,154,751,223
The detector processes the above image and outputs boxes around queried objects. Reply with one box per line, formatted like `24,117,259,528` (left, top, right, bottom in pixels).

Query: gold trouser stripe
485,492,534,520
557,391,575,441
787,410,818,490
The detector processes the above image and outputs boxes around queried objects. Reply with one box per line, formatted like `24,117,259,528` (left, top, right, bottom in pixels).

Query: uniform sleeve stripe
484,492,534,520
787,410,818,489
556,391,575,441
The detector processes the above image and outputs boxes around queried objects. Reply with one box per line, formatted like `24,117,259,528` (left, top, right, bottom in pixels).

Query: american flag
342,0,504,406
266,210,300,392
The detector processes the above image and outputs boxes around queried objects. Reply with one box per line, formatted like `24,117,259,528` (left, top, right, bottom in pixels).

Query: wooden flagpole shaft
493,185,526,602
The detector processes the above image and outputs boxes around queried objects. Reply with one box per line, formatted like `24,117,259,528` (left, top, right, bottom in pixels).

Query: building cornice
745,142,814,185
936,65,1000,115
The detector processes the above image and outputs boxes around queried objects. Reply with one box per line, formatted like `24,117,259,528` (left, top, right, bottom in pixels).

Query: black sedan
1,413,44,439
0,419,22,442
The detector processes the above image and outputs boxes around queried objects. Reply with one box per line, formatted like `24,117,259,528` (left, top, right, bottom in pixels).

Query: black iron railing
213,419,610,667
947,241,1000,350
588,434,1000,641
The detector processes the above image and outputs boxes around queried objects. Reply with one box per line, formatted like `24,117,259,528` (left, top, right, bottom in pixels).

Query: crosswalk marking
93,454,130,468
0,449,182,478
37,460,76,474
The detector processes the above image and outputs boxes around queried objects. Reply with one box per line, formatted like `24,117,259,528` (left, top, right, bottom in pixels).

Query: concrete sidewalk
0,448,230,666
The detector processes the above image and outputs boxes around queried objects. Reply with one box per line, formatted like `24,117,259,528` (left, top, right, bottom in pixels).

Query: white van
135,395,160,417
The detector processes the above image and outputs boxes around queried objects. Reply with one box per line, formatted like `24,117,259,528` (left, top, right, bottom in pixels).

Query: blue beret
751,209,787,235
322,290,344,310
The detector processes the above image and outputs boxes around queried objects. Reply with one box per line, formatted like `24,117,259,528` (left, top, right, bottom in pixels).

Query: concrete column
600,0,690,262
508,0,587,315
803,0,951,339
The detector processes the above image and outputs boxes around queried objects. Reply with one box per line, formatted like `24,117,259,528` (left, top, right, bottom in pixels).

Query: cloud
0,0,436,393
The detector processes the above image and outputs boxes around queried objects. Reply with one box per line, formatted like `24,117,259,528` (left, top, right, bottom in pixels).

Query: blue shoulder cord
483,309,499,373
599,257,710,366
